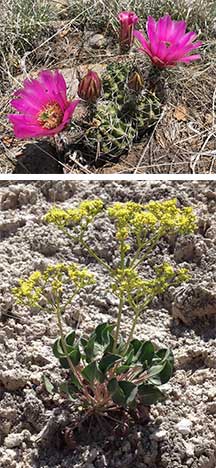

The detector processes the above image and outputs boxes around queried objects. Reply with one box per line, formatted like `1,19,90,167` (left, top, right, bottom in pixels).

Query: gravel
0,180,216,468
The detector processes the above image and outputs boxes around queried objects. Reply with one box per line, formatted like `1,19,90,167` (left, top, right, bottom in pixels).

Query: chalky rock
175,418,193,435
171,284,216,324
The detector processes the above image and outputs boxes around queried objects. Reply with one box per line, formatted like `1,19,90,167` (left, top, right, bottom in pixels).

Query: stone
0,369,29,391
88,33,106,49
206,402,216,414
175,418,193,435
184,442,195,457
4,430,30,448
151,429,167,441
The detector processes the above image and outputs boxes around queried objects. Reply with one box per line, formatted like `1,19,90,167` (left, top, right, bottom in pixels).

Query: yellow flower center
38,102,63,129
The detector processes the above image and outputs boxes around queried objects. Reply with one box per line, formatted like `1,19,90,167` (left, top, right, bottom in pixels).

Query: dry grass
0,0,215,174
67,0,216,38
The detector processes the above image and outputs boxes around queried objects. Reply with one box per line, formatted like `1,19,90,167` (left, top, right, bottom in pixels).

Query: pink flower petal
169,20,187,42
21,78,50,106
146,16,157,42
156,41,168,61
178,54,201,63
8,114,48,138
38,70,67,111
62,99,80,125
178,31,197,47
136,14,202,67
134,30,151,54
10,96,40,114
157,15,172,41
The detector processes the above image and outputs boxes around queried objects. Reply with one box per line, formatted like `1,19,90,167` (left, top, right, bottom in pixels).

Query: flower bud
78,71,102,103
128,70,144,93
118,11,139,53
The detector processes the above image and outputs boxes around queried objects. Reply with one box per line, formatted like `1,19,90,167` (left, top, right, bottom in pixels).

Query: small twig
190,130,216,174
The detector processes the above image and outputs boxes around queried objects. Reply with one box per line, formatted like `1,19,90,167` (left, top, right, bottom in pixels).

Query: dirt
0,180,216,468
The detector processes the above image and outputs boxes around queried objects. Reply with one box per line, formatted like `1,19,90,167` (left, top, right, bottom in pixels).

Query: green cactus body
86,101,136,157
80,62,162,159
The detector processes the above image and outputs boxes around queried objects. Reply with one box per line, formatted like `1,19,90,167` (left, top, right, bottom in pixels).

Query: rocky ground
0,180,216,468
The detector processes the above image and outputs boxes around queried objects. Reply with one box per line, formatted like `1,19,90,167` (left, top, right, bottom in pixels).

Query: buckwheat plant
13,199,196,425
14,197,195,418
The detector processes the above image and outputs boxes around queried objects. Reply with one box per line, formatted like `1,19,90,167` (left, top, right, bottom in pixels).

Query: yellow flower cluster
108,198,197,241
146,199,197,235
44,199,104,228
111,262,190,304
13,263,95,308
13,271,43,307
44,198,196,248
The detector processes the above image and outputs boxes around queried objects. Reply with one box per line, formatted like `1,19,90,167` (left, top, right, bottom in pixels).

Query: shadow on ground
13,141,63,174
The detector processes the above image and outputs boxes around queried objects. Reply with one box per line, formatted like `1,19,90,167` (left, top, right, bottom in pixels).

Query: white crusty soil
0,181,216,468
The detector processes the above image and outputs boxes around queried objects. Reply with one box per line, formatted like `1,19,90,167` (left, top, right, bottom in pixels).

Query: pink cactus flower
134,15,203,68
118,11,139,52
8,70,80,139
78,70,102,103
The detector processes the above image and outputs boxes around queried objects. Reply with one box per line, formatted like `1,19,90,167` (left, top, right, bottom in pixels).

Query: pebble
207,387,216,400
206,402,216,414
175,418,193,435
88,33,106,49
184,442,195,457
151,429,167,441
4,430,30,448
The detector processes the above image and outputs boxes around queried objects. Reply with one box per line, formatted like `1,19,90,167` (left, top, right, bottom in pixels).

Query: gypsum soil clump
0,180,216,468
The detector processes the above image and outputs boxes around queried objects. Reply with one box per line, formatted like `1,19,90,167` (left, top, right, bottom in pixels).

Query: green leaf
157,361,173,384
148,364,165,377
130,338,143,354
107,378,126,406
115,334,126,354
99,353,121,373
116,364,130,375
81,335,95,363
82,361,104,384
65,330,76,346
104,334,115,353
118,381,138,405
95,322,114,346
154,348,174,366
71,372,82,390
148,375,163,386
53,336,79,363
59,382,78,399
124,348,135,366
59,357,70,369
137,341,154,366
108,379,138,407
150,348,174,384
43,375,55,395
53,337,64,359
69,347,81,366
138,384,165,405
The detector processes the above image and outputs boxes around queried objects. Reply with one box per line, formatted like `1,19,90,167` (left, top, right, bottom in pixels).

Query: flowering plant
118,11,139,52
134,14,202,67
13,199,196,428
7,12,203,162
8,70,80,139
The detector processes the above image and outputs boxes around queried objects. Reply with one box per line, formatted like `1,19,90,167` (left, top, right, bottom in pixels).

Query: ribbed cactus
122,92,161,134
85,101,136,158
69,62,162,160
102,62,132,104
